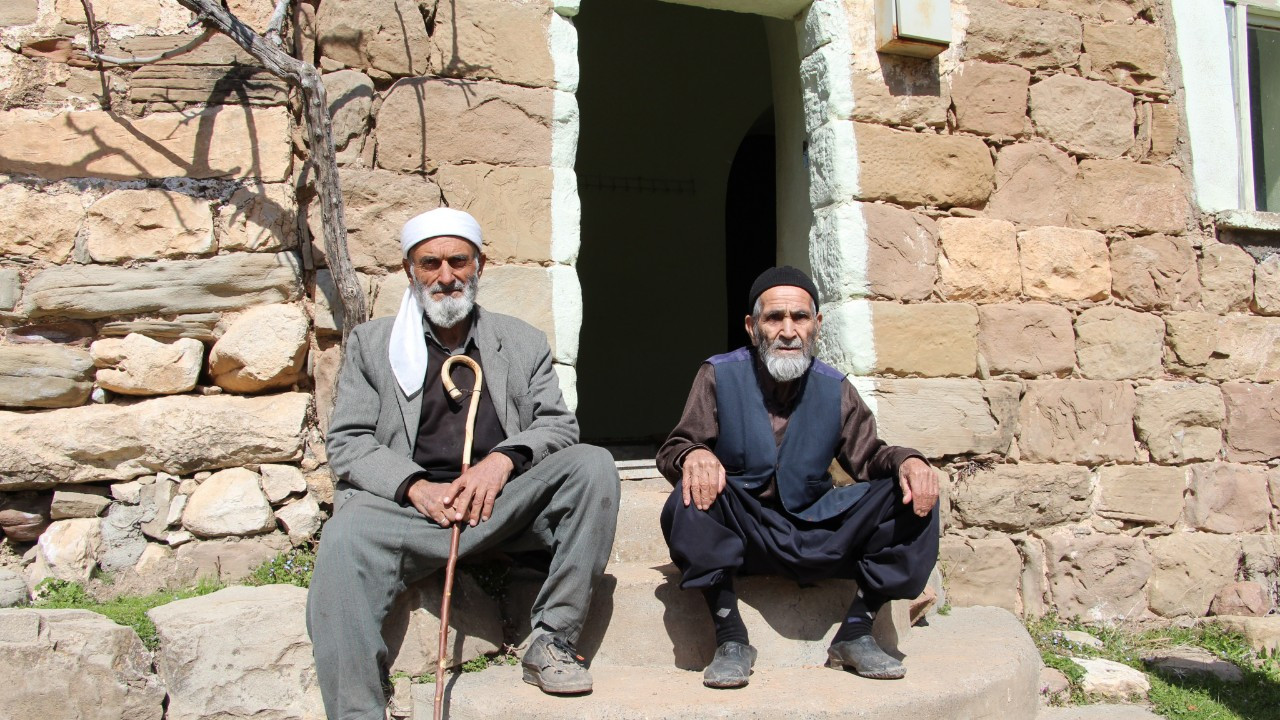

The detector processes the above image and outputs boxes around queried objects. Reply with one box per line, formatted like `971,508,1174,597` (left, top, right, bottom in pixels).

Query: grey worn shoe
521,632,593,695
826,635,906,679
703,641,757,688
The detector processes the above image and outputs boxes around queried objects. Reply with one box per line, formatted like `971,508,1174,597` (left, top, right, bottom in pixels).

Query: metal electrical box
875,0,952,59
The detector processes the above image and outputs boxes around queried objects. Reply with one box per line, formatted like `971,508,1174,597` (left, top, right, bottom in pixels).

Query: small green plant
32,577,223,650
245,543,317,588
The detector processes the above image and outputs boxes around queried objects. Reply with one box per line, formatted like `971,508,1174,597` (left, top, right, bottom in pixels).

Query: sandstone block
1030,74,1135,159
140,477,178,542
260,464,307,505
1019,380,1137,463
0,493,51,543
216,182,296,253
306,470,335,507
377,78,554,173
181,467,277,538
1074,160,1191,235
1043,529,1151,620
850,73,948,128
1097,465,1186,527
477,265,557,355
57,0,189,28
978,302,1075,377
0,609,165,720
85,190,213,262
1150,102,1179,159
24,252,301,319
863,203,938,301
0,269,17,311
0,107,292,182
1110,234,1200,310
1018,225,1110,301
1148,532,1240,617
209,303,309,393
950,61,1031,137
853,123,995,208
1084,23,1167,87
0,392,308,488
871,302,978,376
323,69,375,152
51,486,111,520
1199,243,1255,314
385,572,503,675
0,345,93,409
315,0,430,76
171,534,289,584
0,185,84,263
427,0,556,88
1071,657,1151,698
100,314,221,343
936,218,1021,302
939,536,1022,613
32,518,101,584
964,0,1083,69
91,334,203,396
1166,313,1280,381
1256,255,1280,315
866,379,1020,457
0,0,37,25
988,142,1076,227
1074,306,1164,380
1134,383,1224,464
437,165,558,264
0,570,26,607
274,494,324,544
1222,383,1280,461
311,341,341,436
1186,463,1271,533
310,169,441,271
1210,582,1273,617
150,585,324,720
951,464,1090,531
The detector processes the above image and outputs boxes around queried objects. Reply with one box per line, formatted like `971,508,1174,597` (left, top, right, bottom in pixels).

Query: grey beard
753,329,813,382
411,274,477,329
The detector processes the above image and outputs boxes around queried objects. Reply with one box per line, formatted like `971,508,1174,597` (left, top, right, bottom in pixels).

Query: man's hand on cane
444,452,513,526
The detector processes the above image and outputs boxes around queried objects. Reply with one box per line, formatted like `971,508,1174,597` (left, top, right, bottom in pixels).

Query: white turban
400,207,483,257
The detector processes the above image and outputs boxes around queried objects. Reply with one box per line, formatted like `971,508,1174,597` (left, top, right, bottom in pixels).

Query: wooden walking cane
435,354,483,720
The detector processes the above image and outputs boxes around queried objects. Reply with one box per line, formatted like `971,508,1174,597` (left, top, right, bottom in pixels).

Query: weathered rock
111,480,145,505
1074,306,1164,380
274,494,323,545
182,467,277,538
376,78,554,173
84,190,213,262
1056,629,1105,651
150,585,324,720
1209,582,1272,617
1030,74,1135,158
23,252,302,319
0,268,17,311
427,0,556,87
260,464,307,504
950,61,1030,137
437,165,559,264
988,142,1076,227
1144,646,1244,683
1166,313,1280,381
1110,234,1200,310
98,503,148,574
172,534,289,584
311,341,342,437
0,184,84,263
51,486,111,520
1018,225,1110,301
0,107,292,182
978,302,1075,377
315,0,430,75
1255,255,1280,315
1040,667,1070,703
216,182,296,253
0,392,309,488
951,464,1090,531
871,302,978,376
1097,465,1186,527
99,314,221,343
964,0,1083,69
1019,380,1137,463
0,0,37,25
323,69,375,152
866,379,1020,457
314,270,374,335
91,334,203,396
849,73,949,128
862,203,938,301
1185,463,1271,533
1209,616,1280,655
1150,102,1179,159
384,572,503,675
209,304,309,393
0,493,51,543
1043,529,1151,620
0,569,26,607
31,518,101,584
1148,532,1240,617
1084,23,1168,87
1199,243,1255,314
1134,383,1225,464
0,345,93,409
936,218,1021,301
0,609,165,720
939,536,1022,613
1222,383,1280,461
310,169,441,271
854,123,995,208
1071,657,1150,698
1074,160,1192,235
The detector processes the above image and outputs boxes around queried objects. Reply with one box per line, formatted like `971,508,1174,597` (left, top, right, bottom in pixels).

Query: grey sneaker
521,632,592,695
826,635,906,679
702,641,757,688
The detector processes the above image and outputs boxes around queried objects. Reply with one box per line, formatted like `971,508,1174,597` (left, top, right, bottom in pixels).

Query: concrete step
415,606,1040,720
611,477,672,565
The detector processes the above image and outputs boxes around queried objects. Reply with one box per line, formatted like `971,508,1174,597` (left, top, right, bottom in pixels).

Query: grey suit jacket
326,306,579,502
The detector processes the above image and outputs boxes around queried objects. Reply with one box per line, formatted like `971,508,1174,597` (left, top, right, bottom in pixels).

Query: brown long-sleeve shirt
656,360,924,498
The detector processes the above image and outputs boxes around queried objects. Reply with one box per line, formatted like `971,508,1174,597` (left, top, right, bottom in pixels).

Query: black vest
709,347,869,522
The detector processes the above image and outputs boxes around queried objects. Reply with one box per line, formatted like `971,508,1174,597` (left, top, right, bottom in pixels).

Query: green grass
32,577,223,650
244,542,317,588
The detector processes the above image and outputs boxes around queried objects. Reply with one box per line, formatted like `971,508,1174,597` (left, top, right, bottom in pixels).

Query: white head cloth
389,208,484,396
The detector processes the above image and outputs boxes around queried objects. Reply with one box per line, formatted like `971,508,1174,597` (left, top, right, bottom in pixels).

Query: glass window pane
1248,24,1280,211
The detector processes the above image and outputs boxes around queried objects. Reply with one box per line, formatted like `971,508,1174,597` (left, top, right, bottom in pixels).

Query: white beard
411,274,478,329
753,328,813,382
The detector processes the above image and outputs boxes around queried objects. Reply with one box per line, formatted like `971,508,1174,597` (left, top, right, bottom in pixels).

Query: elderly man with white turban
307,208,620,719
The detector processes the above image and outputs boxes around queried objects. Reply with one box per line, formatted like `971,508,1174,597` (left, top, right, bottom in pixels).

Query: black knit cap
748,265,819,312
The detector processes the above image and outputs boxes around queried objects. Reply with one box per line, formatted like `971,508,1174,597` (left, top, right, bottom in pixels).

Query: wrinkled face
746,285,821,382
403,235,483,328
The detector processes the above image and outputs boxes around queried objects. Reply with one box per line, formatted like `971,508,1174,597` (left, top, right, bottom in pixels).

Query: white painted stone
549,11,579,93
801,42,855,134
810,203,870,305
1170,0,1239,213
808,120,859,209
552,90,579,170
550,264,582,366
815,298,876,376
550,168,582,265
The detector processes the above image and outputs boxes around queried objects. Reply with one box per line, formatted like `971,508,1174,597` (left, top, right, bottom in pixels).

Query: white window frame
1227,0,1280,211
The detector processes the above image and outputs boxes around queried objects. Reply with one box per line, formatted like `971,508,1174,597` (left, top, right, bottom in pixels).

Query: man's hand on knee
406,479,456,527
681,448,726,511
897,457,938,517
444,452,514,526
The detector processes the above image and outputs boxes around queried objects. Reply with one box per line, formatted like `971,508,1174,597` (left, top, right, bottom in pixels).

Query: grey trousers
306,444,620,720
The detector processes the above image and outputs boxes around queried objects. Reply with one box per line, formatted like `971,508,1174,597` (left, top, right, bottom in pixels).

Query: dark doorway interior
725,109,778,350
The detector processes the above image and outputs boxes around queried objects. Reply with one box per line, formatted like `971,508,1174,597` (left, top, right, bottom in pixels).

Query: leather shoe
826,635,906,679
522,632,592,694
703,641,757,688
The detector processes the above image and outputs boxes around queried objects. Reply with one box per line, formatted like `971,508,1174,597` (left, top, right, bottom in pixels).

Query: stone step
611,477,672,565
415,606,1040,720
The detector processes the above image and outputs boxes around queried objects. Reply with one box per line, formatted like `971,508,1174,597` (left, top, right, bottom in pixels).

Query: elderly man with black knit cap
658,265,939,689
307,207,619,719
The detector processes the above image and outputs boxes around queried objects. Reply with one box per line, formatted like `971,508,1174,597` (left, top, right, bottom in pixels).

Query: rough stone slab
988,142,1076,227
274,493,324,544
1072,657,1150,699
1018,225,1110,302
1074,306,1165,380
437,164,557,264
170,534,290,585
611,478,673,565
0,184,84,263
1148,532,1241,617
478,265,557,356
309,168,441,271
99,314,221,342
0,392,308,488
315,0,431,76
1043,528,1151,621
0,107,292,182
854,123,995,208
1150,102,1179,159
383,572,502,676
23,252,302,319
182,467,277,539
938,535,1022,612
0,344,93,409
1097,465,1187,527
951,464,1090,532
84,189,214,263
1039,705,1164,720
1200,243,1255,314
427,0,556,88
1110,234,1201,310
963,0,1082,69
0,492,52,543
978,302,1075,377
1185,463,1271,534
1084,22,1168,88
323,69,375,153
209,303,310,393
1074,160,1191,235
0,269,18,312
1030,74,1135,159
91,334,204,396
108,33,254,66
866,379,1019,458
949,61,1030,137
51,485,111,520
1222,383,1280,461
849,72,949,128
1019,380,1136,464
862,203,938,301
936,217,1021,302
217,182,296,253
1134,383,1224,464
0,0,37,25
1256,255,1280,315
1209,581,1273,618
129,65,288,110
416,607,1039,720
871,302,978,377
1145,646,1244,683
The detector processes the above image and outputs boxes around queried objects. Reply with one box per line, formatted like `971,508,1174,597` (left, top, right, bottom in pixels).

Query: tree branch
78,28,215,66
265,0,291,47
